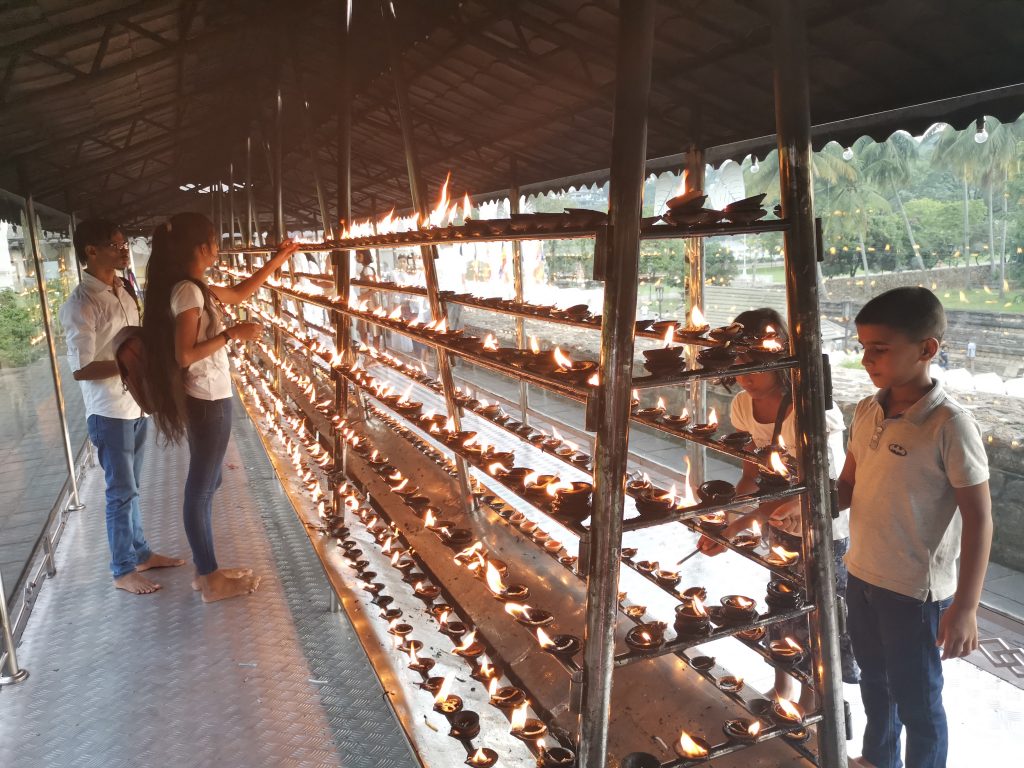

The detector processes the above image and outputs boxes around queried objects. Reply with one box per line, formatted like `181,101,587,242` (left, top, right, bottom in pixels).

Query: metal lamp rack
213,1,846,765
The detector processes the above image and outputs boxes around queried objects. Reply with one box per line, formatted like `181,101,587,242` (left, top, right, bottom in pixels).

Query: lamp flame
689,306,706,327
485,563,507,595
536,627,554,649
552,346,573,369
488,677,499,698
691,596,708,616
483,334,498,351
455,630,477,652
776,696,802,721
510,702,528,732
769,451,790,477
530,336,540,354
662,325,675,346
433,675,454,705
771,545,799,563
748,720,761,737
677,730,709,758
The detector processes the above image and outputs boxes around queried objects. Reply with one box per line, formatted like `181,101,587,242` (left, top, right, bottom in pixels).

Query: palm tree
820,140,891,276
928,123,979,271
859,131,925,270
972,120,1020,284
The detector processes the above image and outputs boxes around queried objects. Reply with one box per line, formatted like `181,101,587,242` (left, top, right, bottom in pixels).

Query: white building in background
0,221,15,290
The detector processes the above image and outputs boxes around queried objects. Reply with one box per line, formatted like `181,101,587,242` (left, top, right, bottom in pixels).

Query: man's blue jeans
86,415,152,577
847,574,951,768
183,396,232,576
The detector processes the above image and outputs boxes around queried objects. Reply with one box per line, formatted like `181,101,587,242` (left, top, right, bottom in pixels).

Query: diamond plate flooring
0,397,417,768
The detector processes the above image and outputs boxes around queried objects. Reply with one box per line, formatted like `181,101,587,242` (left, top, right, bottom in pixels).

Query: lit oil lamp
674,596,712,637
471,655,496,682
432,675,463,715
654,569,681,589
466,749,497,765
505,603,554,627
441,527,475,550
536,627,582,659
407,645,435,673
768,637,805,666
452,629,484,658
484,563,529,601
626,475,651,494
642,325,686,374
489,681,525,708
772,696,804,725
736,626,766,642
717,676,745,694
413,581,441,601
674,730,710,762
676,307,710,338
719,595,759,624
696,479,736,505
551,347,597,383
387,619,414,637
624,622,666,653
636,397,666,421
765,579,803,610
730,520,762,549
522,472,556,501
723,718,761,743
757,450,794,490
782,727,810,743
662,407,691,429
765,544,800,568
510,701,548,741
697,511,728,532
634,486,675,518
746,334,786,362
538,745,577,767
688,408,719,438
549,481,593,522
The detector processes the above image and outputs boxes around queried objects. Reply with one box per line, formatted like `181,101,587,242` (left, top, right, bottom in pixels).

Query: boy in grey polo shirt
840,287,991,768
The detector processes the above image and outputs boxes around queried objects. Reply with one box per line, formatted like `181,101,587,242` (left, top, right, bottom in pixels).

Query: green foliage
705,246,738,284
0,288,45,368
903,198,987,266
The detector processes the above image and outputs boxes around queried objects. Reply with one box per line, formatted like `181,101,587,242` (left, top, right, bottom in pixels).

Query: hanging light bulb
749,155,760,174
974,117,989,144
842,146,854,161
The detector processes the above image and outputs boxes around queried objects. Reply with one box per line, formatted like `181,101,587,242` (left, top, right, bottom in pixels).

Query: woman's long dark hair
733,307,792,391
143,212,216,440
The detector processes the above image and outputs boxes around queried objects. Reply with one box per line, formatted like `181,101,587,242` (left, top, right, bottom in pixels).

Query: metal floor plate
0,399,417,768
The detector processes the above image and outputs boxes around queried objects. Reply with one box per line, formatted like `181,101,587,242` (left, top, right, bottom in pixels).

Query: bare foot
198,570,261,603
137,552,186,572
191,567,255,591
114,571,161,594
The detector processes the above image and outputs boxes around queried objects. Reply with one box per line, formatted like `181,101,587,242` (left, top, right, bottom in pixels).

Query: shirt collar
80,270,119,295
871,379,946,425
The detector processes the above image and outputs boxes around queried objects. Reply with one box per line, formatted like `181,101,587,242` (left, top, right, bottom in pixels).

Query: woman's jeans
184,396,232,576
86,415,152,577
847,574,951,768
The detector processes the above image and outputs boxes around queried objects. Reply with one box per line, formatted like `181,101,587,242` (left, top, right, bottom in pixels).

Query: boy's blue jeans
86,414,152,577
847,574,951,768
183,396,232,576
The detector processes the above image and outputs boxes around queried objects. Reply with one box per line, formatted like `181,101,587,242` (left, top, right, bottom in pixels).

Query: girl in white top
697,308,859,706
143,212,298,603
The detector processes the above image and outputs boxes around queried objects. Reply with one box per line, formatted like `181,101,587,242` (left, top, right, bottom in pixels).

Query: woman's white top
170,281,232,401
730,389,850,539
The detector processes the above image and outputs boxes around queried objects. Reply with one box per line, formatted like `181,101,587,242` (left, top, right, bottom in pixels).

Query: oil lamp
688,408,719,438
504,603,554,627
757,451,793,490
407,645,435,673
432,675,463,714
453,630,484,658
721,430,753,449
471,655,496,682
674,730,710,762
536,627,582,659
719,595,759,624
689,655,716,672
387,618,413,637
768,637,805,666
538,746,576,767
674,596,712,637
736,626,766,643
696,343,738,370
413,581,441,601
636,397,666,421
730,520,762,549
489,682,525,708
484,563,529,601
626,475,651,494
654,568,680,589
549,481,593,522
765,579,803,610
619,753,660,768
449,710,480,740
677,307,710,338
772,696,803,725
696,479,735,505
624,623,666,653
717,676,744,693
723,718,761,743
697,511,727,532
634,486,675,518
765,545,800,567
746,335,786,362
642,325,686,374
510,702,548,741
662,407,691,428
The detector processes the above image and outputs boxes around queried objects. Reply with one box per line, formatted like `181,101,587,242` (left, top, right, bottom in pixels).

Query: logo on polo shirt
888,443,907,456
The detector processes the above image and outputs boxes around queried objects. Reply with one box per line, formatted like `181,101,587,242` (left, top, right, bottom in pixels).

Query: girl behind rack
143,212,299,602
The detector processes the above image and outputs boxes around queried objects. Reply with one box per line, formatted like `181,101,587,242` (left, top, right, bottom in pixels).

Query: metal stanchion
0,568,29,686
578,3,656,765
26,195,85,513
685,147,707,486
772,1,847,765
509,157,530,425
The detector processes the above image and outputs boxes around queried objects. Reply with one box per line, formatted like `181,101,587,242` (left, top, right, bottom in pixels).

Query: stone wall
821,265,997,303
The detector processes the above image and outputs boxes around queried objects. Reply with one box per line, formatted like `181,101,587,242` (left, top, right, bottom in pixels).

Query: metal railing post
0,567,29,686
228,161,236,249
509,157,530,425
685,146,707,485
772,1,847,765
26,195,85,513
578,3,656,765
382,0,474,515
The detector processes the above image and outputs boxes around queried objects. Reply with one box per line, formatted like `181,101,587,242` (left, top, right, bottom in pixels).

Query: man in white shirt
59,220,183,594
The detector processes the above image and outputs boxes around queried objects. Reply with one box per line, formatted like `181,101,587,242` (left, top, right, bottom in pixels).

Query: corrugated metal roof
0,0,1020,230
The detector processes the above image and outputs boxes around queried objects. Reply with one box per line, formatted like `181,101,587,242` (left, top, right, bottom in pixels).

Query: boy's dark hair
73,219,121,265
855,287,946,341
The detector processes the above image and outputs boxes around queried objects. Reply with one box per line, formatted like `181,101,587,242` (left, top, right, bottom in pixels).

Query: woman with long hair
143,212,298,602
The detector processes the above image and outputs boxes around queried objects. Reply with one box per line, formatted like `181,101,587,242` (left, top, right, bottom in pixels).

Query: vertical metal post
578,4,656,766
228,161,236,248
685,147,707,485
26,196,85,513
334,0,353,467
0,567,29,685
509,158,530,425
245,134,254,248
214,179,223,247
272,75,285,391
772,2,847,766
381,0,473,514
